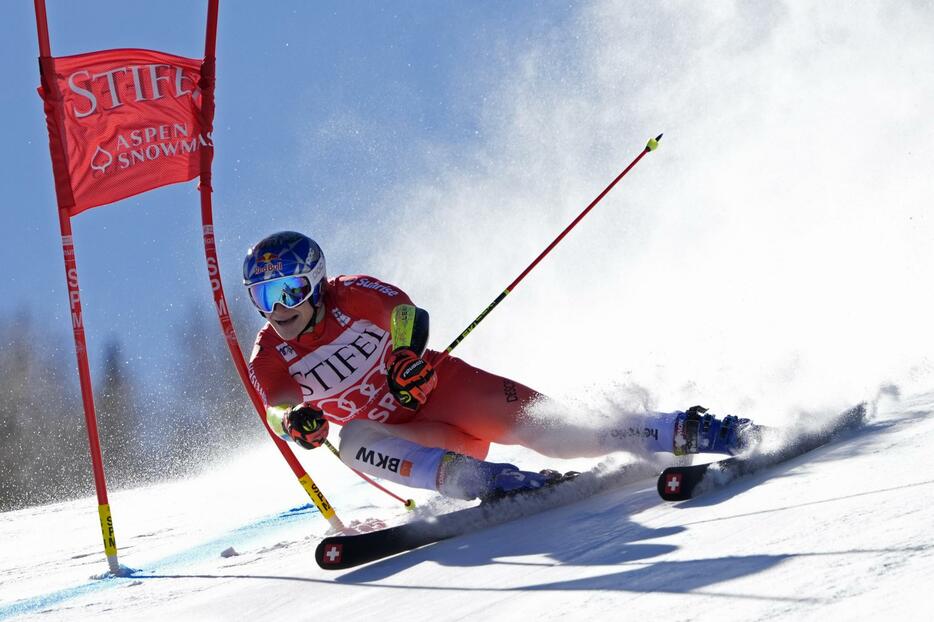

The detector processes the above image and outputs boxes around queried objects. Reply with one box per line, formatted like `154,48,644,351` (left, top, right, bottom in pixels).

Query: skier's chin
270,313,303,340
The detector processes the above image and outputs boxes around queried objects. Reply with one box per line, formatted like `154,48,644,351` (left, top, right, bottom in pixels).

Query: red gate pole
196,0,343,529
34,0,121,575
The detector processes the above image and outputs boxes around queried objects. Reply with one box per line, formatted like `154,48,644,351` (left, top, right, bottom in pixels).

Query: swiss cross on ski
322,543,343,565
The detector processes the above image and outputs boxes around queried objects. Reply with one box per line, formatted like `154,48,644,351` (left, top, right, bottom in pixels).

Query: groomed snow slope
1,392,931,621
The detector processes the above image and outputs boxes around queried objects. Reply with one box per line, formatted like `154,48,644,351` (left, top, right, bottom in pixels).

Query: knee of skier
338,419,447,491
453,438,490,461
338,420,386,466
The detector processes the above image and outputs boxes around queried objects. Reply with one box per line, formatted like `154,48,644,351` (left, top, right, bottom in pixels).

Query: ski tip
657,466,698,502
315,538,348,570
658,468,681,501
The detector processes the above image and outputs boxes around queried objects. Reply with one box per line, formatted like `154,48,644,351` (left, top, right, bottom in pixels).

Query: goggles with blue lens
248,275,322,313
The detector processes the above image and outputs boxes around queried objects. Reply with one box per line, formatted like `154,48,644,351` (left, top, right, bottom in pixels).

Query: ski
657,403,868,501
315,460,656,570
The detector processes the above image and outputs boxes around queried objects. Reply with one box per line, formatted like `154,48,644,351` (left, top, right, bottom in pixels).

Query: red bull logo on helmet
252,252,283,276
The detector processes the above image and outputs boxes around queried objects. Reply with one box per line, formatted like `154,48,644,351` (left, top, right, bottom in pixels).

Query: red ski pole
434,134,662,369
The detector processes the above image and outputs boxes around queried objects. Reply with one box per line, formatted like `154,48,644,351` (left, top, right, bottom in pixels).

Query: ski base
315,461,656,570
658,403,867,501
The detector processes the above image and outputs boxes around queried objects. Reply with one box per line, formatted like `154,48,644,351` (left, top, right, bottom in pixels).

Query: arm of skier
336,276,438,410
249,343,329,450
386,303,437,410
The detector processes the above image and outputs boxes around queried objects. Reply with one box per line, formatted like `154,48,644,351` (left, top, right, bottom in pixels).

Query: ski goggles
248,274,322,313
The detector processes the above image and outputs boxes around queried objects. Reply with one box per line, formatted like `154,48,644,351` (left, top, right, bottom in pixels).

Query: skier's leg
511,402,756,458
338,419,555,500
414,353,542,447
374,419,490,460
509,401,682,459
418,353,751,458
416,353,678,458
338,420,448,491
519,403,759,457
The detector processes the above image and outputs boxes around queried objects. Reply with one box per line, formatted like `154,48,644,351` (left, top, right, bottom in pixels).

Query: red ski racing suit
249,275,540,459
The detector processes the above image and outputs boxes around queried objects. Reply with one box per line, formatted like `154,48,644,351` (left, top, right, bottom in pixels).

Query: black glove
281,404,329,449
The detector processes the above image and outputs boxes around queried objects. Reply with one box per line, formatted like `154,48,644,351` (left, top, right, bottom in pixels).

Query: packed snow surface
1,392,931,621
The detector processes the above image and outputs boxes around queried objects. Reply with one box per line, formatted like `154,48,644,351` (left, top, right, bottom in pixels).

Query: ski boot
436,452,563,501
672,405,760,456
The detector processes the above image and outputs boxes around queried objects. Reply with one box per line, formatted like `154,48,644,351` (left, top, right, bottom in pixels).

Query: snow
2,392,931,621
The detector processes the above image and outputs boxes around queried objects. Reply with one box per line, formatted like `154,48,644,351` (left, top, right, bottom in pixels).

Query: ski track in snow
1,393,932,621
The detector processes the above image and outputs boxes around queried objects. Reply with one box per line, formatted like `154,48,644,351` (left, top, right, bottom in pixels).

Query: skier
245,231,755,501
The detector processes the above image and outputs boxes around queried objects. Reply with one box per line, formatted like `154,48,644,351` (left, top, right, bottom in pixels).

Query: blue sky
4,1,934,418
2,1,576,384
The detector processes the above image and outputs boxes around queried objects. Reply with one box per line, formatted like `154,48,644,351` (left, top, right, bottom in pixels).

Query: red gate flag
38,48,212,216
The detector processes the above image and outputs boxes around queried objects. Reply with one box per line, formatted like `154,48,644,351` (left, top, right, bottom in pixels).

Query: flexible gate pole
195,0,343,529
34,0,121,575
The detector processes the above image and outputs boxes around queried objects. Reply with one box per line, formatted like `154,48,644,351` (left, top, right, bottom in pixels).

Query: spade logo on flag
90,145,114,175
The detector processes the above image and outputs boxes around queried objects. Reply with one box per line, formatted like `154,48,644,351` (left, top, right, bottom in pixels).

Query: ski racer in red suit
245,231,755,499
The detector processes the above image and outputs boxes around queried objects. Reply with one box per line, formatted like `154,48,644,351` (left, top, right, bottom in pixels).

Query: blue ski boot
436,452,557,501
672,405,759,456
